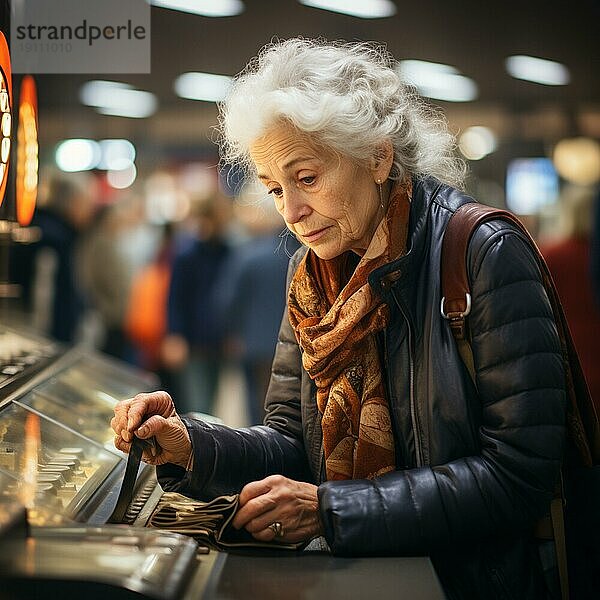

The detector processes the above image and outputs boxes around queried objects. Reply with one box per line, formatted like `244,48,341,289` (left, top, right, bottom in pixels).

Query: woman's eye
268,187,284,198
301,176,315,185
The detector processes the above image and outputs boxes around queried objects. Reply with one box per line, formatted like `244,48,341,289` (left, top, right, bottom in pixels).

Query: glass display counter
0,325,158,526
0,325,234,600
17,360,133,447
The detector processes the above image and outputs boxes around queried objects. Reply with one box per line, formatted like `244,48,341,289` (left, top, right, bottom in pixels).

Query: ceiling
24,0,600,172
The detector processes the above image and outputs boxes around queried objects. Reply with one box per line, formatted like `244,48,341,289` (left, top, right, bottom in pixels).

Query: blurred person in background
10,171,97,342
78,195,142,361
213,191,300,424
542,184,600,402
542,184,600,600
161,193,232,415
125,222,176,390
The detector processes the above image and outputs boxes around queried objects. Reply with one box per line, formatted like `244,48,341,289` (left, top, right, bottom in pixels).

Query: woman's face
250,123,387,260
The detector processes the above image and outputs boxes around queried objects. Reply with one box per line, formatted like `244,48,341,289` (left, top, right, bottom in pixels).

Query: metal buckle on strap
440,293,471,320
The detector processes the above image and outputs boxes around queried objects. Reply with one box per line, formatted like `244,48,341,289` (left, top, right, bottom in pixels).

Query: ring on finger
268,521,284,538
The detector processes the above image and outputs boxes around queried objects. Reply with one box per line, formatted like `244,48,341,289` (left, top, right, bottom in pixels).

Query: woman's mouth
302,227,330,243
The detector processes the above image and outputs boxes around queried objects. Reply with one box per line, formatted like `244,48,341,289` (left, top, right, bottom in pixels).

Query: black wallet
147,491,303,551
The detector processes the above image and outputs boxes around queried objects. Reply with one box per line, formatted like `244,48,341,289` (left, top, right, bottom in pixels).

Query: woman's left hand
232,475,323,544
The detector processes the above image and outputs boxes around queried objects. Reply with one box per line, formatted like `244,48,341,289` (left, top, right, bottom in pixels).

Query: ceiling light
174,72,233,102
107,161,137,189
150,0,244,17
397,60,478,102
80,80,157,118
299,0,396,18
553,137,600,185
80,80,132,105
458,126,498,161
98,139,136,170
505,55,570,86
55,139,100,172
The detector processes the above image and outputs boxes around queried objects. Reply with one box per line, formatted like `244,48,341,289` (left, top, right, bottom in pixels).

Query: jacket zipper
390,287,423,467
380,329,406,469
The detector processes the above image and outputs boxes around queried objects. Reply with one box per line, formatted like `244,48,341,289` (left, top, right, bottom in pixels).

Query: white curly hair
218,38,466,188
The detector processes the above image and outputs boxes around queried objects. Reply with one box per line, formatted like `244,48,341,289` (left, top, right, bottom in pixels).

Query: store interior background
4,0,600,427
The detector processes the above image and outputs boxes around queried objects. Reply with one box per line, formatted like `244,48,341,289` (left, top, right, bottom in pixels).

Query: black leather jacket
158,176,566,599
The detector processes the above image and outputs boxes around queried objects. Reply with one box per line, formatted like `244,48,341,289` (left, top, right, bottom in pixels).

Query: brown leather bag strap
441,202,600,467
441,204,523,339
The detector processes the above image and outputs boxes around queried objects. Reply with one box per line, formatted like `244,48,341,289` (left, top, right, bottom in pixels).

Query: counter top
198,552,446,600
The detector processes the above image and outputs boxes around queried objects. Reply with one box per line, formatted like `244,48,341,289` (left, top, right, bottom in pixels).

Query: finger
243,508,281,534
238,478,274,506
135,414,168,438
112,399,131,432
114,435,160,464
114,434,132,454
110,414,122,436
126,391,174,433
113,399,135,442
232,493,277,530
250,527,280,543
139,390,176,417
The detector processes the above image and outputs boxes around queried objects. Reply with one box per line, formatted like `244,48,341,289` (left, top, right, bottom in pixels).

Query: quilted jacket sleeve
318,222,567,555
157,248,313,499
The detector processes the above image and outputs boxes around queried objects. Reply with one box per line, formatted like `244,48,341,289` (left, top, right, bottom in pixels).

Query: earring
376,178,384,210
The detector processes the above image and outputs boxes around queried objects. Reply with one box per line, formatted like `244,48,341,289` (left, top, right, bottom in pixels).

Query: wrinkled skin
250,122,394,260
111,391,192,468
111,392,322,542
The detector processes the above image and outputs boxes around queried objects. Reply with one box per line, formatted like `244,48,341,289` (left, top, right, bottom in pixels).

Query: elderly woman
112,39,565,599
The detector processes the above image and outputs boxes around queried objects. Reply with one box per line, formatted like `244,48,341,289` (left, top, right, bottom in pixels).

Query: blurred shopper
10,171,97,342
543,184,600,600
213,199,299,424
78,198,138,361
125,223,176,389
162,194,231,415
542,184,600,401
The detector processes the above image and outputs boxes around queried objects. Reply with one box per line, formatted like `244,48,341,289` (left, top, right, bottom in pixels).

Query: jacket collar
368,174,443,297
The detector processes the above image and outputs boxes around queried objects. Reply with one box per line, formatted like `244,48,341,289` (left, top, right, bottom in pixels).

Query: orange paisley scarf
288,182,411,480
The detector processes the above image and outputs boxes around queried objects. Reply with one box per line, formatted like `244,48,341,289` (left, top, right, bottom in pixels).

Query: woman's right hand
111,391,192,468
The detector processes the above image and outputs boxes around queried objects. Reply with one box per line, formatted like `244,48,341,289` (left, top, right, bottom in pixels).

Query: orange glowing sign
16,75,38,226
0,32,11,208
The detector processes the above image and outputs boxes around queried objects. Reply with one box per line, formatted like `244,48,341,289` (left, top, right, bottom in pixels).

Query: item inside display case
0,402,122,525
0,327,58,391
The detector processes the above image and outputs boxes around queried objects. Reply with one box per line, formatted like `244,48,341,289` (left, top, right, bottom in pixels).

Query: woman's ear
370,140,394,182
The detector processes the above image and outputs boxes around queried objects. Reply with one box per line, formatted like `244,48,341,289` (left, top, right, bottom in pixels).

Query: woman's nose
282,188,311,224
